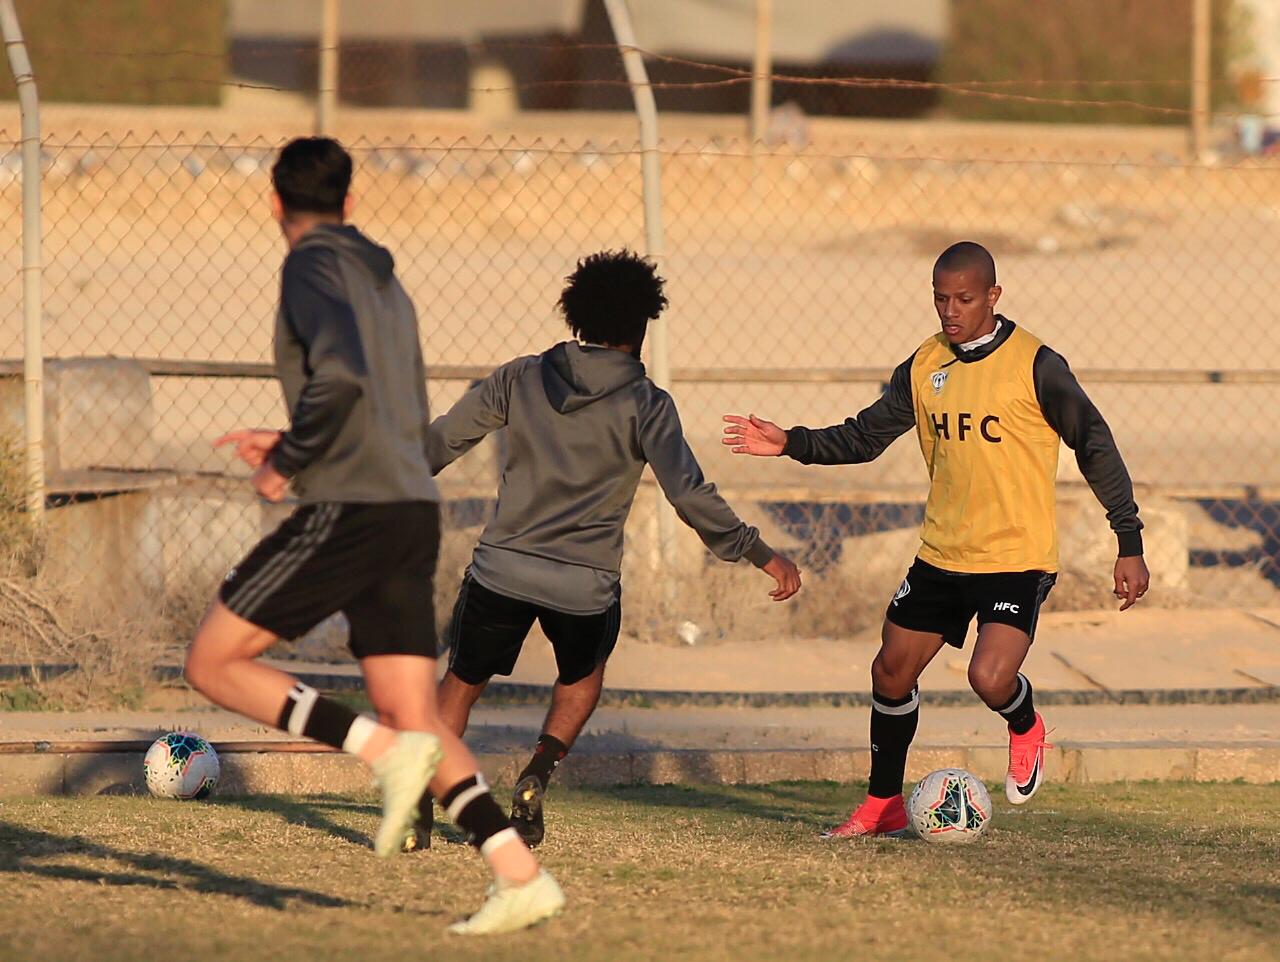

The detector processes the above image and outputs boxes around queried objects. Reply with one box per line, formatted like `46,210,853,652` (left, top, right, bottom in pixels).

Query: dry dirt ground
1,106,1276,490
0,782,1276,962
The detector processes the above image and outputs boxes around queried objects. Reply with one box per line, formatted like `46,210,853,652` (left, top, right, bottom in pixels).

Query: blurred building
1237,0,1279,119
229,0,948,118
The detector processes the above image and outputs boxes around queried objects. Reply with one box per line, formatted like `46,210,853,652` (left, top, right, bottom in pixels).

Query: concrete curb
4,664,1276,707
1,743,1276,797
480,684,1280,708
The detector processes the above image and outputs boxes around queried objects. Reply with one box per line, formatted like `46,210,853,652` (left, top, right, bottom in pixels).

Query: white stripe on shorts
228,504,342,619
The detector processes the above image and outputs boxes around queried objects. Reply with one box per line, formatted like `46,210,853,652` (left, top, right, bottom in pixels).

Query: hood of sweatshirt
540,341,648,414
303,224,396,286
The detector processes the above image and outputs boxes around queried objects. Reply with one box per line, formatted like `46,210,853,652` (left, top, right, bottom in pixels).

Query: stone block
1058,494,1188,596
217,753,298,795
289,753,369,794
473,752,522,786
1192,747,1280,784
0,358,156,474
1055,748,1087,785
158,490,260,591
847,748,873,780
1075,746,1196,783
64,752,147,795
811,749,859,783
741,751,817,784
0,755,64,795
42,490,165,600
904,748,971,783
633,750,745,785
555,753,632,787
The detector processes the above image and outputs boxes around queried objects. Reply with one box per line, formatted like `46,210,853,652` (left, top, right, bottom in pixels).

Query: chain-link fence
2,131,1280,647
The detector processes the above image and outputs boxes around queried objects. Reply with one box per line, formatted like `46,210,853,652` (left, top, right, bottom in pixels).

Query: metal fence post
317,0,340,135
1191,0,1211,159
1,0,44,526
602,0,679,592
750,0,774,143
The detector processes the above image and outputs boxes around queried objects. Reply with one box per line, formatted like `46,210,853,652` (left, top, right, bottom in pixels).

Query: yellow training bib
911,326,1061,573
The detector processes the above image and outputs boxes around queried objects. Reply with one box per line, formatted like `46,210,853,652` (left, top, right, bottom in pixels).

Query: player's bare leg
184,602,440,857
437,670,487,736
510,662,606,848
541,663,606,747
970,624,1050,804
364,654,564,934
824,621,945,839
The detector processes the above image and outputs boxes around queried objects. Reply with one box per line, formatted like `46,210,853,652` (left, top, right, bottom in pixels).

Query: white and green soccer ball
908,768,992,844
144,732,220,800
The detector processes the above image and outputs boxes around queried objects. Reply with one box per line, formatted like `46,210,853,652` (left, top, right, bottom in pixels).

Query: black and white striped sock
994,673,1037,736
441,774,519,855
868,686,920,799
276,682,375,754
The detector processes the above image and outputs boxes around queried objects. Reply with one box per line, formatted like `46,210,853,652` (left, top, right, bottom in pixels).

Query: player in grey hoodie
417,250,801,848
189,137,562,935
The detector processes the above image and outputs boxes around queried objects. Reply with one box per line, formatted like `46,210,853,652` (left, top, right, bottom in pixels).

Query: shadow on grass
212,795,378,849
211,795,474,850
0,821,349,910
569,781,858,831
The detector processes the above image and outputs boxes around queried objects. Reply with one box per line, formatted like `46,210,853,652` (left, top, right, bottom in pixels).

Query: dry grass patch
0,782,1275,962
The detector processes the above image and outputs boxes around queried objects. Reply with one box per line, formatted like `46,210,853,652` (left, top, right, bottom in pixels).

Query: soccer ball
907,769,992,844
144,732,220,800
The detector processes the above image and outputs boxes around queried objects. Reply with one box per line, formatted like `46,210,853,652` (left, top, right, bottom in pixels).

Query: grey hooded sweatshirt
426,342,774,614
269,224,441,505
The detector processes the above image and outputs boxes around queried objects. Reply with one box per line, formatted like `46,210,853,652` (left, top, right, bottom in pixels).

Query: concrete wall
0,359,156,475
1238,0,1280,117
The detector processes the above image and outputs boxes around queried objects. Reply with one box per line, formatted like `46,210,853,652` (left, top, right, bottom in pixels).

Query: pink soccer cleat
1006,712,1052,805
821,794,910,839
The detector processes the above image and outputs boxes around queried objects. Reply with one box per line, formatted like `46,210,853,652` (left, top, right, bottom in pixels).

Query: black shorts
445,574,621,686
220,501,440,659
885,558,1056,649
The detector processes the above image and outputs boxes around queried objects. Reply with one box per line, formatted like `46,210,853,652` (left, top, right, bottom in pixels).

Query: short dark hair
557,250,668,349
271,137,352,216
934,241,997,288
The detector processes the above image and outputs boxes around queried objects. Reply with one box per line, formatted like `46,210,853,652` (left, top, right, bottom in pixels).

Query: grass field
0,782,1276,962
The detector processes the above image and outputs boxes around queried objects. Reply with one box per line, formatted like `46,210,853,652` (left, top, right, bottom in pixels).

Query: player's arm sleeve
1034,346,1144,557
639,390,775,568
424,358,529,475
782,355,917,465
270,247,368,479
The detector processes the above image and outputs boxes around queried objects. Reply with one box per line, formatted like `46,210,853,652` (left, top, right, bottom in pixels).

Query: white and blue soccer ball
144,732,220,800
908,768,992,844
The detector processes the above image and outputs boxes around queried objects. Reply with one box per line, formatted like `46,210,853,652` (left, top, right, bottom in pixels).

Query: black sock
276,682,366,752
867,687,920,799
441,774,516,853
413,787,434,836
519,734,569,790
994,673,1037,735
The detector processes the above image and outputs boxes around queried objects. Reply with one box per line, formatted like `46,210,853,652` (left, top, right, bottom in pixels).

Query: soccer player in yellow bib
723,241,1150,837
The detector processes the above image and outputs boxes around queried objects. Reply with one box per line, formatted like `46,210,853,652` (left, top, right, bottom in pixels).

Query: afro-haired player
725,242,1148,836
187,137,563,934
419,250,801,847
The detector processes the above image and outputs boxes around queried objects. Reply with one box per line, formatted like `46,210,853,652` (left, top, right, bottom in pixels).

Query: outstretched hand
1114,555,1150,611
214,428,282,468
215,428,289,502
763,553,802,601
722,414,787,457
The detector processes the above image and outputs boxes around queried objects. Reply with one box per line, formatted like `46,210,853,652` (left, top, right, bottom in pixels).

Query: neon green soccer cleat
370,731,442,858
447,870,566,936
